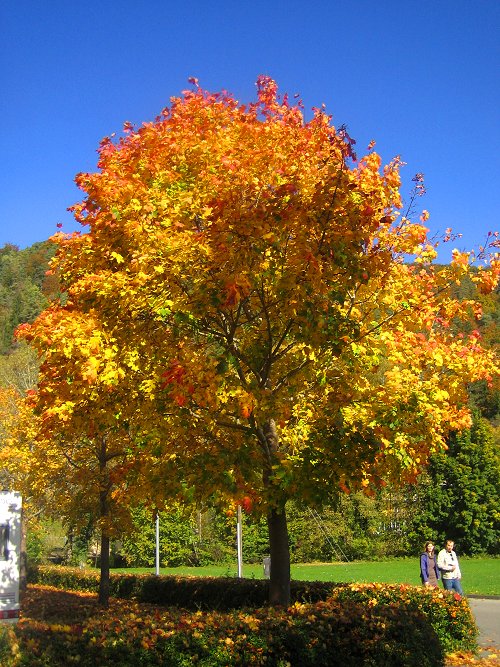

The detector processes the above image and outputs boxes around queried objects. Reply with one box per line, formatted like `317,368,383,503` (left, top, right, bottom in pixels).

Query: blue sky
1,0,499,262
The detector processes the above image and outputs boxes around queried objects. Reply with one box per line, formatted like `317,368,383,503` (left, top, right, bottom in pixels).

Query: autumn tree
0,386,31,488
39,77,498,605
17,306,148,605
0,383,41,591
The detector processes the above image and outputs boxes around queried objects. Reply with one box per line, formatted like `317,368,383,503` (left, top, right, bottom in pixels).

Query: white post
155,512,160,576
237,505,243,578
0,491,22,622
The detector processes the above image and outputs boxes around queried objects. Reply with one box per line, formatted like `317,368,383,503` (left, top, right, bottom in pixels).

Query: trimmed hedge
12,595,444,666
29,566,477,654
329,582,478,654
29,565,336,609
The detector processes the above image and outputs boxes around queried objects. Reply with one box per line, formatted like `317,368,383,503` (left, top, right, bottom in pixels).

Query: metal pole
237,505,243,578
155,513,160,576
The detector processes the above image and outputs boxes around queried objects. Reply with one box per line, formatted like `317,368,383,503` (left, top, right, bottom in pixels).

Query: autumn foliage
1,581,494,666
18,77,499,605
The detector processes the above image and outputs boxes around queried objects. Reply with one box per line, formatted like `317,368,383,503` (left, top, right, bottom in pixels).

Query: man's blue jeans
443,578,464,596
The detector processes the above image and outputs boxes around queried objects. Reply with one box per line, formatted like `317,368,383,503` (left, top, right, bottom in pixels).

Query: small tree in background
17,307,146,605
121,504,198,567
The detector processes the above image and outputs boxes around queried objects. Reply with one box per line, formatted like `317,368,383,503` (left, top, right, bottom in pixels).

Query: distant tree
17,307,144,605
120,503,198,567
408,413,500,555
449,276,500,421
0,341,39,393
469,283,500,421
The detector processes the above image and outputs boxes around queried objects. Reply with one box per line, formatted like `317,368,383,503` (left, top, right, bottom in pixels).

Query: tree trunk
98,436,111,607
98,532,110,606
267,503,291,606
261,418,291,607
19,506,27,597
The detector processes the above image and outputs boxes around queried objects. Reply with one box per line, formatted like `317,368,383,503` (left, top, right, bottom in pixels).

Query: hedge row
29,565,335,609
28,566,478,654
6,596,444,666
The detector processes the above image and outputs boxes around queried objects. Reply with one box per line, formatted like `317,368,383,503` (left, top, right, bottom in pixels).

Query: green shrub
25,528,45,566
121,505,199,567
32,565,340,610
119,504,236,567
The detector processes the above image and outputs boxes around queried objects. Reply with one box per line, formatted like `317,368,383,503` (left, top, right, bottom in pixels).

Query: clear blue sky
1,0,499,262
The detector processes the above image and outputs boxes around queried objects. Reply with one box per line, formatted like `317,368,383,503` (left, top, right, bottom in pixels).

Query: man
437,539,464,596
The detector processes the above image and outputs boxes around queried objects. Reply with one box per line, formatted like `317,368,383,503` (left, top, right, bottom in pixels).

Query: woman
420,541,440,588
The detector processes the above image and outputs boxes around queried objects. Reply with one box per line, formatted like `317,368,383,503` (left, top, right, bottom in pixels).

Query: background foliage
0,242,57,355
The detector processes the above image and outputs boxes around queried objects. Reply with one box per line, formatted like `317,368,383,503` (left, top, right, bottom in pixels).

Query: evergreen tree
409,414,500,555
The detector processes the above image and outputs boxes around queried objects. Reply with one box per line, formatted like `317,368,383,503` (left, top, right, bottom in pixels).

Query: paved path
468,597,500,655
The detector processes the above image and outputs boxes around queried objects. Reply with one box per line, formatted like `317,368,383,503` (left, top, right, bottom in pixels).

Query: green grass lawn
112,556,500,596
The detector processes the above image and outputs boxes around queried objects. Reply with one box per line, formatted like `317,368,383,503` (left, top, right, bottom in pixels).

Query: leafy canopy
22,77,499,514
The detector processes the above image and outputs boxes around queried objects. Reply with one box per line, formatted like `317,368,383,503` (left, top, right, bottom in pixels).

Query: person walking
420,540,440,588
437,539,464,596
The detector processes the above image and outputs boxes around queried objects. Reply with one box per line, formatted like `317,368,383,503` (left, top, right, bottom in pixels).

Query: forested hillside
0,242,58,354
